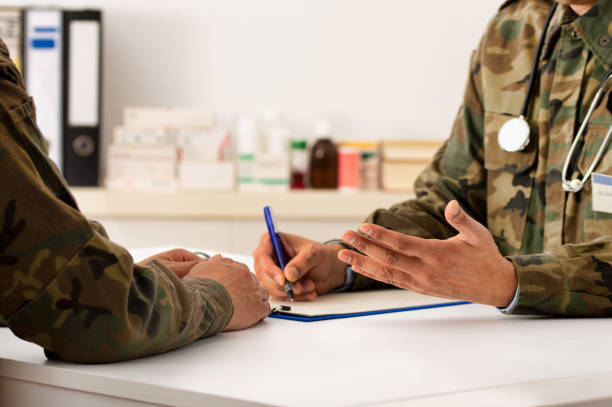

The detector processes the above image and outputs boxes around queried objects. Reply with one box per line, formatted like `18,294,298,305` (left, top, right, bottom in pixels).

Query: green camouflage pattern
0,41,233,362
355,0,612,316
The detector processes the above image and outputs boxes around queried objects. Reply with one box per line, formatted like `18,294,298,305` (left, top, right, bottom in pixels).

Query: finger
255,289,271,317
211,255,234,264
254,261,285,289
260,287,270,302
261,301,271,317
253,236,286,285
338,250,416,290
254,268,288,298
283,247,317,283
299,279,315,293
272,291,317,302
168,248,202,262
444,200,489,244
341,230,411,268
165,260,201,279
355,224,428,257
291,279,316,295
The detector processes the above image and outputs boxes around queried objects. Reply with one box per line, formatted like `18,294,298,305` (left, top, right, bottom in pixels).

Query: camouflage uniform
355,0,612,316
0,41,233,362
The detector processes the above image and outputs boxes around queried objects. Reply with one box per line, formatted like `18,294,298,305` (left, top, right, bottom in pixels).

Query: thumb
283,249,314,283
444,200,488,243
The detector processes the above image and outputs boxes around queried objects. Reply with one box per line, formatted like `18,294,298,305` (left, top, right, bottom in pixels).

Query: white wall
5,0,500,145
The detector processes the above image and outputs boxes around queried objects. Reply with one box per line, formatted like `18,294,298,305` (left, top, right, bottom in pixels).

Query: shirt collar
573,0,612,70
541,2,576,61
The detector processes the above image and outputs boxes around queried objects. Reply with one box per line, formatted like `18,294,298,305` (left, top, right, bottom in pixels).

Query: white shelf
71,188,414,220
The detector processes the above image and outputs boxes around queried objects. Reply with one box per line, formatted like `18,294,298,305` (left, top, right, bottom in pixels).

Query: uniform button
571,30,580,40
599,35,611,46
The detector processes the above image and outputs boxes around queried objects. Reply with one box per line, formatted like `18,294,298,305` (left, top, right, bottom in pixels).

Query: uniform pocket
484,111,537,254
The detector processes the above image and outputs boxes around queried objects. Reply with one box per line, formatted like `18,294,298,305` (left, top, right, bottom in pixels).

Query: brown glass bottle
309,138,338,189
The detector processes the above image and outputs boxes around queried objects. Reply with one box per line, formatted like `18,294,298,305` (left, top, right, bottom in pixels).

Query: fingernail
342,233,355,245
360,225,372,235
339,252,351,262
274,275,284,285
287,267,299,280
451,201,461,217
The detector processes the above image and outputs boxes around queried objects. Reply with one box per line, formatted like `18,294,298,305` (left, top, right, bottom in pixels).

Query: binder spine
23,8,63,170
62,10,102,186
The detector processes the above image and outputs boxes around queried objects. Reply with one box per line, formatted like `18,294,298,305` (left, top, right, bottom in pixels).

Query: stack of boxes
106,108,234,191
380,141,442,191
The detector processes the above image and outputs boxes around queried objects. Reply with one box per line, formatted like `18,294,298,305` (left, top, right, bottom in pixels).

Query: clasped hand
138,249,270,331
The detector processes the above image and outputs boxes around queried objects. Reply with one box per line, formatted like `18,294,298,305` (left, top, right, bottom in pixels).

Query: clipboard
269,289,470,322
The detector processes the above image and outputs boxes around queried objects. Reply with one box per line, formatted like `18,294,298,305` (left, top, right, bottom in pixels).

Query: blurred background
2,0,500,254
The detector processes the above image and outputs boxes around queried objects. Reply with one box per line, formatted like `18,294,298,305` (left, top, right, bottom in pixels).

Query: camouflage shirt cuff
505,254,563,315
182,277,234,336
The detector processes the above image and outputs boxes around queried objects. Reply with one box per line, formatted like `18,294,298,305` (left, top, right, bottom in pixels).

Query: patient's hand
186,255,271,331
253,233,347,301
137,248,204,279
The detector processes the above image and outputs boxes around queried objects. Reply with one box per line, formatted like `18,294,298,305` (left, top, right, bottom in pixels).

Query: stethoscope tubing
561,69,612,192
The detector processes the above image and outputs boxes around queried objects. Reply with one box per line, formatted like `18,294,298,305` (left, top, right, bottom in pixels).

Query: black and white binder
62,10,102,186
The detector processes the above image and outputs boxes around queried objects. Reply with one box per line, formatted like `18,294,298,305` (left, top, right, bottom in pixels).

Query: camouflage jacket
355,0,612,316
0,41,233,362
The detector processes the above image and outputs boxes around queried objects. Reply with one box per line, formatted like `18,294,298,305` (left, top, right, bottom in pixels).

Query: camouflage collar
541,2,576,60
573,0,612,70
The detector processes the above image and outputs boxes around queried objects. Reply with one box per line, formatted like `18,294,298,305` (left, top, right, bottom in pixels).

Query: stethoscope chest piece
498,116,531,152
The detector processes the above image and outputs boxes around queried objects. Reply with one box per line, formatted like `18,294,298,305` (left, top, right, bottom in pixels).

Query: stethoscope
497,2,612,193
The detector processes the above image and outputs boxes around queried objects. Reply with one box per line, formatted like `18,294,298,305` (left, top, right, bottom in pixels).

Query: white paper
270,289,461,317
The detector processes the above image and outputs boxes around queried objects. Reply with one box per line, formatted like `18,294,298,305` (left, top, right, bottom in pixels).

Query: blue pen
264,206,294,301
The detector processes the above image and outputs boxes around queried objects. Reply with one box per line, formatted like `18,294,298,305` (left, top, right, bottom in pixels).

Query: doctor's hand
339,200,518,308
137,248,205,279
253,233,347,301
186,255,271,331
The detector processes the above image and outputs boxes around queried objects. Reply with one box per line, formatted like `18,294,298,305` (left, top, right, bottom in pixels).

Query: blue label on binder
34,27,59,33
31,39,55,49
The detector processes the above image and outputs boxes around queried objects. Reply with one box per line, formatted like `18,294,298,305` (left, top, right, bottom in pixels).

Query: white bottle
255,125,290,191
235,117,259,191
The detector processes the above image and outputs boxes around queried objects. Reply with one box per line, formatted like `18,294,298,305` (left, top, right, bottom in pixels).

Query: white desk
2,304,612,407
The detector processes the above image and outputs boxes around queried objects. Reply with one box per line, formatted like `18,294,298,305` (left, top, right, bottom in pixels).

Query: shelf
71,188,414,220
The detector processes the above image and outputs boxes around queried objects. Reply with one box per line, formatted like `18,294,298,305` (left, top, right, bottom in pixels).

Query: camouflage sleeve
351,45,487,291
507,238,612,316
0,55,233,363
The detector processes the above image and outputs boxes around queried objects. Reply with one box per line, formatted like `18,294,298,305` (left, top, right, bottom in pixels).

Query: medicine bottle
290,140,308,189
309,122,338,189
235,117,258,191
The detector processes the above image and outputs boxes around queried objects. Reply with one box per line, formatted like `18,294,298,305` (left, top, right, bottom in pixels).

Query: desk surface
2,303,612,407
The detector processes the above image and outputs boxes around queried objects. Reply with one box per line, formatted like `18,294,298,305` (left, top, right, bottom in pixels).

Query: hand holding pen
264,206,294,301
